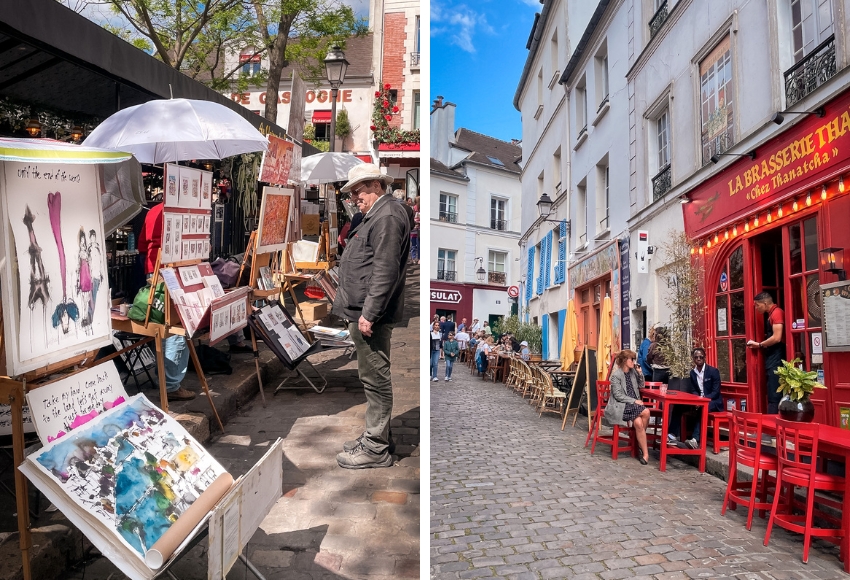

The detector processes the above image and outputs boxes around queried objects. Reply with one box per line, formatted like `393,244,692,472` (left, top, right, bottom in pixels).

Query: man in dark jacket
667,347,723,448
334,164,410,469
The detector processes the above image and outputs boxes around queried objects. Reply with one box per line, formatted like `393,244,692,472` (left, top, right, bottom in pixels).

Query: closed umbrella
597,296,613,378
560,299,577,370
300,152,365,184
83,98,268,163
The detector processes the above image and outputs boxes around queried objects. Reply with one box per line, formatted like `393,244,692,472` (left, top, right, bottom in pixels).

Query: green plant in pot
775,358,825,422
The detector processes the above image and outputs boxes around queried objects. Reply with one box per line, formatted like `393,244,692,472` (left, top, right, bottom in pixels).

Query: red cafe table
641,388,710,473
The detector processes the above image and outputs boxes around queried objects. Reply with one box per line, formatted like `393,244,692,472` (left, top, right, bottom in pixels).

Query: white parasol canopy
83,98,269,164
300,152,365,184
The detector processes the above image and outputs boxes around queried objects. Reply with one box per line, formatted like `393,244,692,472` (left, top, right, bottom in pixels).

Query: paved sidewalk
430,361,844,580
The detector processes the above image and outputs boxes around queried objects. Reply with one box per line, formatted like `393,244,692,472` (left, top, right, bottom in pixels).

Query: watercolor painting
256,187,294,254
24,394,226,559
259,135,294,186
0,162,112,376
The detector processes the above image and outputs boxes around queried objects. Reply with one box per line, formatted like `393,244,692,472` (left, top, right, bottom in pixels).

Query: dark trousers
349,321,394,454
765,350,783,414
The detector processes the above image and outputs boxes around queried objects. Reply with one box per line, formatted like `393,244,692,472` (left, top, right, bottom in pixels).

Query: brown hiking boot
167,387,196,401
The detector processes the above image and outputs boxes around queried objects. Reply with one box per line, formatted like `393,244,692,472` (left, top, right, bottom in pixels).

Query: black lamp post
537,193,554,218
323,45,349,153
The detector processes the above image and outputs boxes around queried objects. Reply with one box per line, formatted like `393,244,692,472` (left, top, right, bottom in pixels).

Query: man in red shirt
748,291,785,414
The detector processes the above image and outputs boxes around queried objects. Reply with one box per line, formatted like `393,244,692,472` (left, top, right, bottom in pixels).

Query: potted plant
775,358,825,422
657,231,705,391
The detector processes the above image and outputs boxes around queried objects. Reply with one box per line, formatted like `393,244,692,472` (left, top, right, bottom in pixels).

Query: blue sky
430,0,541,143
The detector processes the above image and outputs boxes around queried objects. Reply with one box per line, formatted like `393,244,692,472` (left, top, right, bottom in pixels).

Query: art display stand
294,221,336,272
145,249,225,432
561,346,598,431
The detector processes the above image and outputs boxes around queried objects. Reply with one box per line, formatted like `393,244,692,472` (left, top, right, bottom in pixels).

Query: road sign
507,286,519,298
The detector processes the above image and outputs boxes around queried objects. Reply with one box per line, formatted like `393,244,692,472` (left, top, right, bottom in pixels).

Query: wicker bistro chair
528,366,546,405
764,419,846,564
484,351,500,382
514,359,533,396
721,410,778,530
538,370,566,418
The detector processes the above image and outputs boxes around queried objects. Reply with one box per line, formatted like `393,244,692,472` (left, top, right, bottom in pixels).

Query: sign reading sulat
431,289,462,304
684,89,850,238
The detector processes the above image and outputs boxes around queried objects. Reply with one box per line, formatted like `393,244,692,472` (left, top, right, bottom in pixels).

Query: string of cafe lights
690,174,848,256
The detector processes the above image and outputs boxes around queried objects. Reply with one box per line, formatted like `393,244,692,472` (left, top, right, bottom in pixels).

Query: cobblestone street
430,362,844,580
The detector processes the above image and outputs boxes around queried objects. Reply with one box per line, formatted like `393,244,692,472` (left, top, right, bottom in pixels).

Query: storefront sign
431,289,462,304
569,241,618,290
230,89,353,107
619,237,631,349
684,89,850,238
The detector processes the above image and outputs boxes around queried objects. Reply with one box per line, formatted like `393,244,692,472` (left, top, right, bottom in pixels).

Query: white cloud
431,1,493,53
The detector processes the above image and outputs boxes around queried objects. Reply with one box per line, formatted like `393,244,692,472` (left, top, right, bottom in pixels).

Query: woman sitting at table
603,349,651,465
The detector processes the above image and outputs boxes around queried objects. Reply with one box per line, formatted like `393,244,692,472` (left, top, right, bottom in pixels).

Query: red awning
311,110,332,124
355,154,372,163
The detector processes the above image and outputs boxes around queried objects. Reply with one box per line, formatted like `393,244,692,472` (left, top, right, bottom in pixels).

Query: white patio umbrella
83,98,268,163
300,152,365,184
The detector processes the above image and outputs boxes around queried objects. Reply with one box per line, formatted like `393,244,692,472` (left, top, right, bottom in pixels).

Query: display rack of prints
159,265,248,339
161,164,213,263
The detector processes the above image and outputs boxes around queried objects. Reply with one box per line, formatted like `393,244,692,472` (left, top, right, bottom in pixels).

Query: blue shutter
544,231,553,288
535,239,543,295
556,220,567,284
542,314,549,360
557,308,567,354
526,246,535,301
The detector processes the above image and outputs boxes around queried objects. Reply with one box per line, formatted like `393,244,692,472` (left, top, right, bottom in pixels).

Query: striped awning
0,138,132,164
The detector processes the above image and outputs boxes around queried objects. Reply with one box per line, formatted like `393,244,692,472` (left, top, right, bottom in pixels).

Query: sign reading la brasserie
684,90,850,238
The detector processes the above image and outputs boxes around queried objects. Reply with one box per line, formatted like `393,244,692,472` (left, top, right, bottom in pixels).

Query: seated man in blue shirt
668,347,723,449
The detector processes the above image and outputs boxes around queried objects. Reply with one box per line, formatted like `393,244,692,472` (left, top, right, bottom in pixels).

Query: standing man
747,291,785,414
637,326,655,384
667,348,723,448
439,315,456,357
334,164,410,469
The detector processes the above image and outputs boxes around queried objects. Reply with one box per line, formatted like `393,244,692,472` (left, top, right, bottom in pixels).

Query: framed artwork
256,187,294,254
258,135,294,186
0,162,112,376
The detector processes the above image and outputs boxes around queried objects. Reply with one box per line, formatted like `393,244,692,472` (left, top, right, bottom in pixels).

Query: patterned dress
621,371,646,423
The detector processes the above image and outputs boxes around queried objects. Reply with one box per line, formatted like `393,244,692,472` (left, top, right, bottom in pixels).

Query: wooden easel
144,249,225,432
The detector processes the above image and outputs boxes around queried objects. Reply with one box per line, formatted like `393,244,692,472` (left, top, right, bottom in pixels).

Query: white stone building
429,98,523,329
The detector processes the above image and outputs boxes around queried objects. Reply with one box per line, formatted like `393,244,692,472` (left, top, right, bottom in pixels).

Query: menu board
821,280,850,351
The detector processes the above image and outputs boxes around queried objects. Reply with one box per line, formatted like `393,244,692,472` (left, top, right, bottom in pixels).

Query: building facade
626,0,850,426
430,99,523,329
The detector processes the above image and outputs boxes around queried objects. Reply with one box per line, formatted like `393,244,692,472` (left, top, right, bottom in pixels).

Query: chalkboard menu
822,280,850,351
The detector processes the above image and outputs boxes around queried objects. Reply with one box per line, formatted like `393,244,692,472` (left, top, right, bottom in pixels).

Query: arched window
714,244,747,383
240,48,261,76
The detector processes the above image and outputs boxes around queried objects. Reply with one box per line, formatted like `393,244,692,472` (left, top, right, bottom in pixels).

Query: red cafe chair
590,380,634,460
721,410,777,530
764,419,845,564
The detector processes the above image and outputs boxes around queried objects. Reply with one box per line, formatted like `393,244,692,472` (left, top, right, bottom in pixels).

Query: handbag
211,256,241,288
127,281,165,324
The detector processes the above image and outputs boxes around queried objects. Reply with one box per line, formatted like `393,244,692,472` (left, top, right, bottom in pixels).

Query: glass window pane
789,223,802,274
716,294,729,337
717,264,728,293
806,273,822,328
731,291,746,336
803,217,818,272
792,332,807,368
732,339,748,383
790,276,805,323
729,246,744,289
716,340,731,382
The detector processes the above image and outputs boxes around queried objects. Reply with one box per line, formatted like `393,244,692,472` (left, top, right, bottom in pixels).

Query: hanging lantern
754,214,759,227
706,239,712,249
733,224,738,237
840,177,845,193
793,199,799,212
698,245,704,255
821,185,827,200
767,210,772,223
690,246,695,255
714,233,719,244
778,205,783,218
744,222,750,233
806,192,812,206
724,229,729,240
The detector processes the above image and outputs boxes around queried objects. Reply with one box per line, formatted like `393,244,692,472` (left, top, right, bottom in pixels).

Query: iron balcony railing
490,219,507,231
488,271,507,285
784,35,836,108
652,163,672,200
597,95,609,113
437,269,457,281
649,1,669,38
439,211,458,223
411,52,420,67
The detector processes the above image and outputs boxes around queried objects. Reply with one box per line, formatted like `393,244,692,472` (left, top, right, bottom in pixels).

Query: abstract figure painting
256,187,294,254
0,162,112,375
20,394,232,580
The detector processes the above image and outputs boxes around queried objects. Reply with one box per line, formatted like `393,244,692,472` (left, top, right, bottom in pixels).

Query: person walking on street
748,291,785,414
333,164,410,469
443,332,460,381
409,196,420,264
439,315,455,359
430,322,442,381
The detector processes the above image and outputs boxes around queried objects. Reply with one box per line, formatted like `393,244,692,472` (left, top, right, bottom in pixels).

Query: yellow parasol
597,296,613,378
560,299,577,370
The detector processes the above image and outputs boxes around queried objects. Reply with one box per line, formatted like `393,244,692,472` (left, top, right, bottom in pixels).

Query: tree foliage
493,313,542,355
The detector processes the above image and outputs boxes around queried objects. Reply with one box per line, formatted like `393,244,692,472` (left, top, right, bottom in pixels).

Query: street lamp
474,257,486,283
537,193,554,218
324,45,349,153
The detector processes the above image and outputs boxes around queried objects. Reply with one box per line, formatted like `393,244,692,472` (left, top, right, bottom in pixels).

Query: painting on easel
256,186,294,254
0,162,112,376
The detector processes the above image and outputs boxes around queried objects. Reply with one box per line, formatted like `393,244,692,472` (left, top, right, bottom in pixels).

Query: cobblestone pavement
430,362,844,580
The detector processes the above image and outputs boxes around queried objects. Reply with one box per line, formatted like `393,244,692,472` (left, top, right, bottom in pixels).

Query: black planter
778,395,815,422
667,376,686,392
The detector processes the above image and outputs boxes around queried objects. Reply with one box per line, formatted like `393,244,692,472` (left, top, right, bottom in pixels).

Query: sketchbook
19,394,232,580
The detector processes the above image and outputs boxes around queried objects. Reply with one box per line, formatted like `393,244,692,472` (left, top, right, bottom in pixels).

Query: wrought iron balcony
488,271,507,285
437,269,457,281
784,35,836,108
649,1,669,39
439,211,458,223
597,95,609,113
410,52,420,67
490,219,507,231
652,163,672,200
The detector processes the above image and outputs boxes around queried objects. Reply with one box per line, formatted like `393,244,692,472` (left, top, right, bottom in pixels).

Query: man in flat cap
335,163,411,468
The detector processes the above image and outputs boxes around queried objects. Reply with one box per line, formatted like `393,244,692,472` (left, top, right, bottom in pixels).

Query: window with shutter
526,246,535,301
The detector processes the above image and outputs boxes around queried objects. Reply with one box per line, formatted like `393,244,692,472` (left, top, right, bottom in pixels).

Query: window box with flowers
370,83,420,145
